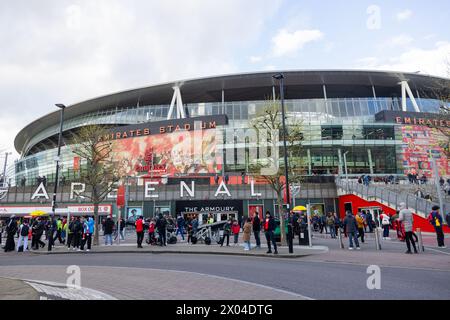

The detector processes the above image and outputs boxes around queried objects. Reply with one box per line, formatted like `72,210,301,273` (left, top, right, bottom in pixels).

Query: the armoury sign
99,115,228,141
26,179,264,201
375,110,450,128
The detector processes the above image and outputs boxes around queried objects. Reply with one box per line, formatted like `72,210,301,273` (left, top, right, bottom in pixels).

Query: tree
249,98,304,245
418,59,450,158
70,125,128,245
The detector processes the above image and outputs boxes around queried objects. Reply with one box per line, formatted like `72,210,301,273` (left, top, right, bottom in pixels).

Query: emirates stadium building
2,70,449,227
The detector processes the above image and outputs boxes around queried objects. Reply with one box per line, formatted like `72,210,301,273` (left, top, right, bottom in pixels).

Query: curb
29,247,328,259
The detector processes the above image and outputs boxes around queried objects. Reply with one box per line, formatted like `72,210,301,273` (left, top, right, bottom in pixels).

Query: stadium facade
1,70,449,224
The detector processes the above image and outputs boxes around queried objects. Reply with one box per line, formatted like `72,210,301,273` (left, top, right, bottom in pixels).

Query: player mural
401,125,449,177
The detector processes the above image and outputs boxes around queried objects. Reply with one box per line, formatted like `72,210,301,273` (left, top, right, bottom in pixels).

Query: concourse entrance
176,200,243,226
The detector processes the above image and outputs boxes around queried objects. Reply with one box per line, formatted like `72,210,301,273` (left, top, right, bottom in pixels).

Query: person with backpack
17,219,30,252
343,211,360,250
428,206,446,248
220,220,232,247
232,220,240,246
135,216,144,248
380,211,391,239
326,213,336,239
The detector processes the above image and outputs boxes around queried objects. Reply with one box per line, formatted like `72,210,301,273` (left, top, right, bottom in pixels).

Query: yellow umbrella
30,210,48,217
293,205,307,212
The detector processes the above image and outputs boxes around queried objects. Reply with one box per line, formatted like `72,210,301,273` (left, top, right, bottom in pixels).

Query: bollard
374,227,382,251
338,228,344,249
416,228,425,252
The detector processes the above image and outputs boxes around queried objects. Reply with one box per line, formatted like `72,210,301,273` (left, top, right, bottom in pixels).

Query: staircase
335,178,450,218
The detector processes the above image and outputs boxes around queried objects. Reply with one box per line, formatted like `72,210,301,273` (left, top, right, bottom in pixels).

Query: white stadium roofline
14,69,450,154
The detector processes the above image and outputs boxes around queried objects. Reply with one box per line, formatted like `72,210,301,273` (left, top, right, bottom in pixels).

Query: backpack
20,225,29,237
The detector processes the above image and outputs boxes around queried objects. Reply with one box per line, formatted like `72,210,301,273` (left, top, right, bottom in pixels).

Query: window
321,126,343,140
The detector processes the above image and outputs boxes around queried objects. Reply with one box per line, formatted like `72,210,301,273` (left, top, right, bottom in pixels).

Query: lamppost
2,152,12,186
272,73,291,210
48,103,66,251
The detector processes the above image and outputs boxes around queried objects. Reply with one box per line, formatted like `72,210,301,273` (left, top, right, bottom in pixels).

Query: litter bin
298,225,310,246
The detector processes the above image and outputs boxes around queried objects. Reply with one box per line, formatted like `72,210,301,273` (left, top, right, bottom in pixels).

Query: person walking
66,217,75,250
135,216,144,248
380,212,391,239
115,218,125,241
53,218,64,245
252,212,261,249
355,212,365,243
428,206,446,248
46,217,57,251
398,203,418,254
104,216,115,246
343,211,360,250
220,220,231,247
264,211,278,255
366,211,374,233
326,213,336,239
232,220,240,246
176,215,185,241
17,220,30,252
243,218,252,251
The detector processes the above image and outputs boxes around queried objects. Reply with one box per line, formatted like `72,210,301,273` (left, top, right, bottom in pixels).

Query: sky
0,0,449,166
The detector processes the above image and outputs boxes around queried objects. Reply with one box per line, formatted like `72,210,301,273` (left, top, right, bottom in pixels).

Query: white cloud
354,41,450,77
397,9,413,21
0,0,282,156
249,56,263,63
271,29,324,57
389,35,414,47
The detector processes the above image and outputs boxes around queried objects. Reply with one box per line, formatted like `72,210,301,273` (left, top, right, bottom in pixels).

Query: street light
272,73,291,210
343,151,349,183
1,152,12,186
48,103,66,251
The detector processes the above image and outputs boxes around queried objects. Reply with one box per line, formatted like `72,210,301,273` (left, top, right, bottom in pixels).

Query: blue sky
0,0,449,160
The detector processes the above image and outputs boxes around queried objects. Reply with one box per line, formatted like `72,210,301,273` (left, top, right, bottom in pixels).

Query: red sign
116,185,125,207
73,157,80,171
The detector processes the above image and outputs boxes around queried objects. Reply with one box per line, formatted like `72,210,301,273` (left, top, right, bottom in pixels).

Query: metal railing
336,177,449,217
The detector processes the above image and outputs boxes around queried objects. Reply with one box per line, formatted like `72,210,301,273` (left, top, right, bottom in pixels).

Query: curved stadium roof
15,69,450,154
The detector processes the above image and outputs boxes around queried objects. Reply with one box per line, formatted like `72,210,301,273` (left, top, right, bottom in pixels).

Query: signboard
176,200,243,216
102,115,228,142
116,185,125,207
112,118,223,177
375,110,450,128
66,205,112,215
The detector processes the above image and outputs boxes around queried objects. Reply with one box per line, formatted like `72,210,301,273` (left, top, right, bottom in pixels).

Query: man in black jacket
252,212,261,249
263,211,278,255
156,214,167,246
104,217,115,246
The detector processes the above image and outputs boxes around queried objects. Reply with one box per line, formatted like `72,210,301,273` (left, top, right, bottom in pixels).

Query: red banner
116,185,125,207
73,157,80,171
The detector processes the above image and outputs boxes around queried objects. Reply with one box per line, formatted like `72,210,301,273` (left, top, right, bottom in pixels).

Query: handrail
336,177,449,217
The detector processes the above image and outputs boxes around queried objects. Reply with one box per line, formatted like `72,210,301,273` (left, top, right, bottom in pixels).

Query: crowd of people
1,204,448,255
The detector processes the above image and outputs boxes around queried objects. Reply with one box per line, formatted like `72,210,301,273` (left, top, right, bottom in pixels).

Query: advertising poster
401,125,449,177
127,207,143,220
112,129,221,177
